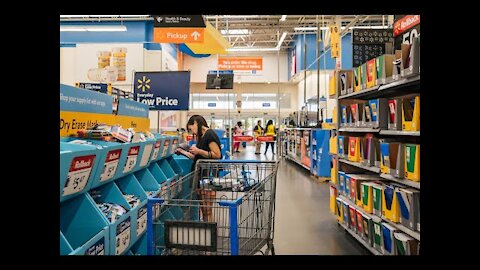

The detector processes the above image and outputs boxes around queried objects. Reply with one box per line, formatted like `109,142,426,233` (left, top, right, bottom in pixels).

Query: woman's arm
189,142,221,159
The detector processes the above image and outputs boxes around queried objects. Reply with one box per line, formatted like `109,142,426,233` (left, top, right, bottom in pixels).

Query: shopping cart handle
218,197,243,206
147,198,164,205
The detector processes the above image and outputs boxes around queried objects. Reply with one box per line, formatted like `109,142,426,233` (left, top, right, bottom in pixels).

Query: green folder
372,183,382,217
406,144,417,173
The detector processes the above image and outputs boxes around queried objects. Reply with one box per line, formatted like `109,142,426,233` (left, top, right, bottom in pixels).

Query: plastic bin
134,169,162,221
138,138,156,169
149,135,165,162
89,182,134,255
115,174,149,244
60,142,101,202
60,193,109,255
128,233,148,255
167,156,184,176
172,155,193,175
118,141,144,176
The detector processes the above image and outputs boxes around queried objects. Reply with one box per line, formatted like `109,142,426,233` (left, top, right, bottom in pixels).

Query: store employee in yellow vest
264,120,276,155
253,120,264,155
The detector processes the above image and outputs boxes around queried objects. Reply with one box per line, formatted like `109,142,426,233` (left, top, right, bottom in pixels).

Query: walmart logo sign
136,76,151,92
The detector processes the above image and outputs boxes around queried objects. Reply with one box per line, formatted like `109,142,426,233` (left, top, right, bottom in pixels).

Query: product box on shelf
353,66,362,92
329,132,338,155
372,216,384,254
396,187,420,231
342,200,350,228
60,142,101,202
329,71,337,96
138,138,155,169
389,142,405,178
368,98,388,129
382,222,399,255
361,182,374,213
331,156,338,184
356,210,364,236
60,193,109,255
371,182,383,217
401,38,420,77
134,169,161,220
361,63,367,89
350,103,365,127
392,49,402,81
362,101,372,127
149,135,165,162
354,175,383,208
388,97,403,130
376,54,396,85
349,205,357,233
341,105,352,127
394,232,419,255
339,70,353,96
360,135,374,166
330,185,338,214
338,171,346,195
366,58,377,88
349,175,357,203
402,95,420,132
344,174,351,198
336,197,344,223
338,135,348,159
382,183,401,223
372,138,381,168
88,181,134,255
380,142,390,174
362,214,373,246
405,144,420,182
348,137,361,162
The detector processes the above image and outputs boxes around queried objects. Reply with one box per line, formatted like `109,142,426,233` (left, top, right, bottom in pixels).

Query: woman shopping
264,120,276,155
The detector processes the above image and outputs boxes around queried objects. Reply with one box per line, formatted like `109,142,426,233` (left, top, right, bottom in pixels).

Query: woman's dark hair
266,120,273,127
187,115,209,143
237,121,242,126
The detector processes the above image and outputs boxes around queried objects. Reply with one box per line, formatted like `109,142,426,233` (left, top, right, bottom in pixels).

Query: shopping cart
146,159,279,255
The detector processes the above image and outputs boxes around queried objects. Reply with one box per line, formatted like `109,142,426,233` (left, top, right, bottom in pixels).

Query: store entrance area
231,152,368,255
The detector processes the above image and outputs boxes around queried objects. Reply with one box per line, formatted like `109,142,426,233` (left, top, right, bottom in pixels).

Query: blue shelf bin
88,182,134,255
169,136,180,156
167,155,184,176
136,138,156,170
115,174,149,246
149,135,166,162
158,158,178,182
128,234,148,255
147,161,176,200
172,155,193,176
60,193,109,255
160,136,172,159
60,231,73,255
134,168,163,222
60,142,101,202
148,162,168,185
116,141,143,177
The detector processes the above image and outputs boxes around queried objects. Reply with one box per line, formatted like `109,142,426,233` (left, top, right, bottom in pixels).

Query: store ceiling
60,15,391,51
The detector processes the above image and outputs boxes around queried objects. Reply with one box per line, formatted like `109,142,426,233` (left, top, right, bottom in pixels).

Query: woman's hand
189,145,201,155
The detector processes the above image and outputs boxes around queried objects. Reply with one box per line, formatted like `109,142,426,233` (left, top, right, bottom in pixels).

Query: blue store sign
134,71,191,110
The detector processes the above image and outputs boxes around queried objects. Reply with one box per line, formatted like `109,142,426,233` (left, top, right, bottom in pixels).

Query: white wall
297,71,336,120
184,52,289,83
60,47,76,86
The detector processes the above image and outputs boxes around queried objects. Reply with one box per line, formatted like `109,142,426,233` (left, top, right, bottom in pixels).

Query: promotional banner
393,15,420,50
218,56,263,75
117,98,149,118
60,84,113,114
352,29,394,67
153,28,204,43
153,15,206,28
75,43,144,85
134,71,190,110
75,82,111,94
330,24,340,58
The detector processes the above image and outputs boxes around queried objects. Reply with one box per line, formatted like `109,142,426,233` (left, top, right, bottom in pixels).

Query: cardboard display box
380,142,390,174
339,70,354,96
389,142,405,178
388,97,403,130
360,135,375,166
338,171,346,195
336,197,344,223
372,216,384,254
396,187,420,231
402,95,420,131
362,214,374,246
329,133,338,155
329,71,337,97
366,58,377,88
382,183,401,223
368,98,388,129
363,101,373,127
382,222,399,255
352,174,383,208
350,103,365,128
376,54,396,85
371,182,383,217
392,49,402,81
338,135,348,159
348,137,361,162
405,143,420,182
361,63,368,89
342,200,350,228
361,182,373,213
330,185,338,214
372,138,381,168
356,210,364,236
394,232,419,255
331,156,338,184
401,37,420,77
349,205,357,233
354,66,362,92
344,174,351,199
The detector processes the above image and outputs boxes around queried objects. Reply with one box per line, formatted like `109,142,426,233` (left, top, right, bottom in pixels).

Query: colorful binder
396,187,420,231
371,182,383,217
394,232,419,255
382,222,399,255
405,144,420,182
382,183,400,223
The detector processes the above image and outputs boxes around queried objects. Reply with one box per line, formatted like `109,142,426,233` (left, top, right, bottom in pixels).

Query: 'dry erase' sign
134,71,190,110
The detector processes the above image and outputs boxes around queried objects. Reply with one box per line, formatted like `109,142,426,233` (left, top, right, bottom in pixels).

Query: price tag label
115,217,131,255
151,140,162,160
84,237,105,255
100,149,121,182
162,140,170,157
140,144,153,167
123,146,140,173
63,155,96,196
137,206,147,236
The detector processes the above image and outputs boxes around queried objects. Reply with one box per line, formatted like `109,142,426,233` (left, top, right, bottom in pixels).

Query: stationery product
348,137,361,162
368,98,388,129
388,97,403,130
354,66,362,92
396,188,420,231
380,142,390,174
361,182,373,213
330,185,338,214
371,182,383,217
366,58,376,88
372,216,383,253
376,54,395,84
405,144,420,182
389,142,405,178
362,214,373,246
382,183,401,222
394,232,419,255
402,95,420,131
336,197,344,223
349,205,357,233
382,223,399,255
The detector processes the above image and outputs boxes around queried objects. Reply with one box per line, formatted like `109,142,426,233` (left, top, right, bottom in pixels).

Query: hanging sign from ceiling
153,15,206,28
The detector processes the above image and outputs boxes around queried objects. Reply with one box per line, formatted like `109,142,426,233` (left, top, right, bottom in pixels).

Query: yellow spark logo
137,76,151,92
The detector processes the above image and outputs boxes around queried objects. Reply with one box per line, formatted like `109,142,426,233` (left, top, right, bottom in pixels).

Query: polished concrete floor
231,145,370,255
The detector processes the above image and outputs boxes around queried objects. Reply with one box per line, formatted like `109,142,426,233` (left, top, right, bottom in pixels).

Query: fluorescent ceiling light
221,29,250,35
295,25,390,31
60,25,127,32
227,31,287,52
280,15,287,21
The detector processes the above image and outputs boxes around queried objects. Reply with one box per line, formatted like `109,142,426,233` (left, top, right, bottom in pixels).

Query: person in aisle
253,120,264,154
180,115,222,222
264,120,276,155
233,121,244,153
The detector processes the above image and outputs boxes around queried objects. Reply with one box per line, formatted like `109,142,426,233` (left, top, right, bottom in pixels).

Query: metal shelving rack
334,70,421,254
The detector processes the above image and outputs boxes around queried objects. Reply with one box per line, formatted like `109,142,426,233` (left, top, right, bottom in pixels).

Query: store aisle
233,146,369,255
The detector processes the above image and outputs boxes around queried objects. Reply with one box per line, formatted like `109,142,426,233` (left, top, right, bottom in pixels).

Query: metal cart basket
146,159,279,255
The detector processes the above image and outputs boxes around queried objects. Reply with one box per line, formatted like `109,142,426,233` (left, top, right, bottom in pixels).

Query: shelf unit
286,154,311,171
339,194,420,242
338,159,381,173
334,57,421,254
